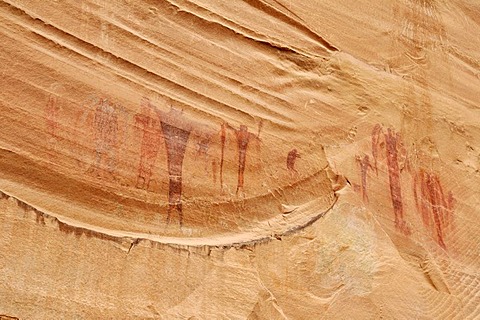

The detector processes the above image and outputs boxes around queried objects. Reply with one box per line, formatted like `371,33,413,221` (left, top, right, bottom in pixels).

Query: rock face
0,0,479,319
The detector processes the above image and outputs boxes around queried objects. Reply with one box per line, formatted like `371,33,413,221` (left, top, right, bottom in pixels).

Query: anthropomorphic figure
93,98,118,178
45,94,60,139
158,108,193,226
227,123,262,195
356,154,373,202
219,123,227,190
195,129,213,176
287,149,301,178
413,169,454,249
134,98,162,190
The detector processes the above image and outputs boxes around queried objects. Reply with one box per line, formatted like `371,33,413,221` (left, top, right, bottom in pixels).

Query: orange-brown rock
0,0,479,319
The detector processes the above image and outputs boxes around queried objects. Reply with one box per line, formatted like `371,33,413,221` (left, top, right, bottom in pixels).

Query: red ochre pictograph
287,149,301,178
45,94,60,138
414,169,455,249
134,98,162,190
225,122,262,196
92,98,119,178
355,154,373,203
158,108,193,226
371,125,410,235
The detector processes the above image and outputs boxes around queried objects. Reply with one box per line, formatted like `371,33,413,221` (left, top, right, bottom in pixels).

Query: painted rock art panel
0,8,340,239
1,1,479,318
360,123,456,249
0,87,334,237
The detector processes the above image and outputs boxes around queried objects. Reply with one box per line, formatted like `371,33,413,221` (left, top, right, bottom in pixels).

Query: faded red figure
414,169,454,249
92,98,118,178
371,124,383,175
196,132,211,157
45,83,66,143
195,129,213,176
356,154,373,202
372,125,410,235
227,122,262,195
212,159,218,184
384,128,409,234
219,122,227,189
287,149,301,177
134,98,162,190
45,94,60,138
158,108,193,226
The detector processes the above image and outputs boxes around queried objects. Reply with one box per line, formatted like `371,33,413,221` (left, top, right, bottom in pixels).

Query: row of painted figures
356,124,455,250
45,95,301,224
46,93,456,241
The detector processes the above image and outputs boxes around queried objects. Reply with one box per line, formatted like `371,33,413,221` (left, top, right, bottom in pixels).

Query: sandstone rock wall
0,0,479,319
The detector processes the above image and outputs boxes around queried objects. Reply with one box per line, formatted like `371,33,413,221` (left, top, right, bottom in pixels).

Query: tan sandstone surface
0,0,479,319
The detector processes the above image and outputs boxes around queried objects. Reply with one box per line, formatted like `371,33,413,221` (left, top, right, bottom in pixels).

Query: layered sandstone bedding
0,0,479,319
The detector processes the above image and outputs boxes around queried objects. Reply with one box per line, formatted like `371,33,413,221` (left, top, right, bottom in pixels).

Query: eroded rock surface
0,0,479,319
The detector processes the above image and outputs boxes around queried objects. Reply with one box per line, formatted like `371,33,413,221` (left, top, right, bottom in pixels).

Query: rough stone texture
1,0,479,319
